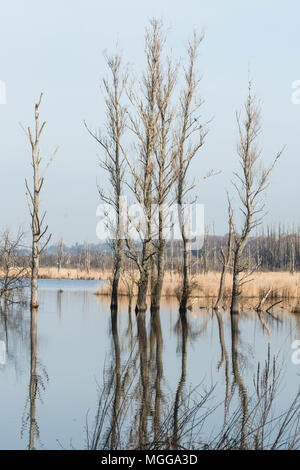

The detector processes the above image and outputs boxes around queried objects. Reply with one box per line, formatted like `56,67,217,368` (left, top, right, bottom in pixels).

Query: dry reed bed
38,267,108,280
94,271,300,300
2,267,300,300
2,267,108,281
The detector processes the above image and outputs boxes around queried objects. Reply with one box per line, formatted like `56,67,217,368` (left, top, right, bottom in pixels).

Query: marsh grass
93,270,300,301
5,266,300,301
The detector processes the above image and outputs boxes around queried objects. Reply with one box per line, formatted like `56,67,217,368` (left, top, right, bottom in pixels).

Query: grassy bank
3,267,300,301
93,270,300,301
37,267,106,280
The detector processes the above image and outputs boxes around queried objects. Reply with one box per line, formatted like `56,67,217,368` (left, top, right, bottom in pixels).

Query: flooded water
0,279,299,450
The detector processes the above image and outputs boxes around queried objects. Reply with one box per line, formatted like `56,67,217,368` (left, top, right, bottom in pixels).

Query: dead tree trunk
85,52,127,312
174,32,207,315
150,58,177,313
125,19,163,314
214,198,233,310
230,79,282,314
25,93,58,308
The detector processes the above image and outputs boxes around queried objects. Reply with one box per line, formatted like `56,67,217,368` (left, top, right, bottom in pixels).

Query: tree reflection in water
2,292,298,450
86,304,300,450
21,307,49,450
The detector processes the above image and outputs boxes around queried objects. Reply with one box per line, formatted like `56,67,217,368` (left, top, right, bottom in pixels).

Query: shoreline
33,268,300,302
3,267,300,302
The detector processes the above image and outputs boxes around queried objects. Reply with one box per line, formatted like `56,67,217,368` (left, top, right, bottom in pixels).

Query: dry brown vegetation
0,266,105,281
37,267,106,280
93,270,300,301
4,266,300,301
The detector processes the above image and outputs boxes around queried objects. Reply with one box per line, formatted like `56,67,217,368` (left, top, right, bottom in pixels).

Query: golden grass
3,266,300,300
0,266,109,280
37,267,107,280
93,270,300,300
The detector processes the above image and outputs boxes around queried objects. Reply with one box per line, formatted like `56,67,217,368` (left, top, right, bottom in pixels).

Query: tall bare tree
125,19,163,314
85,52,127,311
230,79,283,314
173,32,207,315
150,57,178,313
25,94,58,308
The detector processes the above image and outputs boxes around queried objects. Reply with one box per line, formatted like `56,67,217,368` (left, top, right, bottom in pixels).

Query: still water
0,279,299,449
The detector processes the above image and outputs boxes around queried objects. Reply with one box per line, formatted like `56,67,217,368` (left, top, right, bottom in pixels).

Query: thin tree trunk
111,237,122,311
25,94,57,309
31,123,40,309
151,217,166,313
179,237,189,314
215,261,227,310
215,201,233,310
136,263,150,314
231,255,241,314
31,237,39,308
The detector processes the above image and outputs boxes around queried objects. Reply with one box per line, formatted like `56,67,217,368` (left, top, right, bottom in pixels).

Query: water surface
0,279,299,449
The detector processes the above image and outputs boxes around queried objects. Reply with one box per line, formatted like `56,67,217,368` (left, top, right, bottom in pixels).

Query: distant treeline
30,225,300,273
198,226,300,273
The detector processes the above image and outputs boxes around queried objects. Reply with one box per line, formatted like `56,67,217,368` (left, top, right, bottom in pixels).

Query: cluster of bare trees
187,224,300,274
88,19,208,316
251,225,300,273
1,19,283,317
0,230,28,306
37,224,300,275
86,19,282,316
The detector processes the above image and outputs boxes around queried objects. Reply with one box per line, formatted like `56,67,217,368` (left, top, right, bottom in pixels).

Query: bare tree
150,57,178,313
230,79,283,314
125,19,163,314
25,93,58,308
173,32,208,315
85,52,127,311
0,229,29,306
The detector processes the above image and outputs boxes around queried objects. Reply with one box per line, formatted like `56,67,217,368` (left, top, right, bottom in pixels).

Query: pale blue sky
0,0,299,245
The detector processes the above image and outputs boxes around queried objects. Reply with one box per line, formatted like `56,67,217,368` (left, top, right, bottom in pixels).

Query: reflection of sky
0,279,299,449
0,1,299,245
